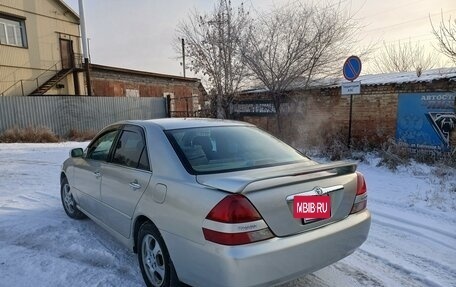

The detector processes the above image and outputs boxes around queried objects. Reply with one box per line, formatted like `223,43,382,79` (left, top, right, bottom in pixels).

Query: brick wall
237,79,456,149
89,65,206,115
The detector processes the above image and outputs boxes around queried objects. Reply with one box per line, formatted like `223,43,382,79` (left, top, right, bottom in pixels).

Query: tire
138,222,180,287
61,177,86,219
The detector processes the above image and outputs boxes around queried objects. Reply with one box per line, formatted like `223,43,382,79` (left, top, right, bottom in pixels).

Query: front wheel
61,177,86,219
137,222,180,287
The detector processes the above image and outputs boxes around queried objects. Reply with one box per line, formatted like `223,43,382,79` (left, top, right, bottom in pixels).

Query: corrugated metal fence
0,96,167,136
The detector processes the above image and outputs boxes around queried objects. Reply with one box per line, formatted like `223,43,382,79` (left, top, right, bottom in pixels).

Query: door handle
94,171,101,178
129,180,142,190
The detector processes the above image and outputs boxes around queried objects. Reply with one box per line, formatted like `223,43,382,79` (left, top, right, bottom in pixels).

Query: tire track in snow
369,198,456,225
364,213,456,287
34,191,59,200
0,159,61,166
331,262,384,287
372,218,456,251
357,249,445,287
373,210,456,239
280,272,332,287
18,194,41,202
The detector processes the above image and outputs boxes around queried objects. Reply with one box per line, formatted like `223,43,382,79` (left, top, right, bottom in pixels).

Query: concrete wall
0,0,83,96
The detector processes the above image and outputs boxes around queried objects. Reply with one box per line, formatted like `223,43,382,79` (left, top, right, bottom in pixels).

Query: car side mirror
70,148,84,158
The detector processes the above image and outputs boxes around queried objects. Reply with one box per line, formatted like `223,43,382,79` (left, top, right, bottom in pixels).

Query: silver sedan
60,118,371,287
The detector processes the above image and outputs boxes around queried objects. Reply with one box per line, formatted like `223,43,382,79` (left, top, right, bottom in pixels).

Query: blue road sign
343,56,362,82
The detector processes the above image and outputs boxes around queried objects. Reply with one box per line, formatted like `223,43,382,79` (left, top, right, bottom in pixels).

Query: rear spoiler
284,161,356,176
242,161,357,193
197,161,357,193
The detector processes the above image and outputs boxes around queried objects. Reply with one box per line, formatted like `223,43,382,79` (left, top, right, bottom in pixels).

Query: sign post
342,56,362,149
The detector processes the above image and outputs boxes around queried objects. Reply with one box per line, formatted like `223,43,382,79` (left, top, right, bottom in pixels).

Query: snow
243,67,456,93
312,67,456,88
0,143,455,287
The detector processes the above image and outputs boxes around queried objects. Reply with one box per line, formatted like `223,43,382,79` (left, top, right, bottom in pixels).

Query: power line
364,8,456,33
245,0,351,17
361,0,428,19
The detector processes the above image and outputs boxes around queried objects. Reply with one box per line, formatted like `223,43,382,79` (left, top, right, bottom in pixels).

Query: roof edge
56,0,79,21
90,63,201,83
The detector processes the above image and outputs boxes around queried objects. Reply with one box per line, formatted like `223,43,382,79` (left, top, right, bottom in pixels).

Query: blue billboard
396,92,455,151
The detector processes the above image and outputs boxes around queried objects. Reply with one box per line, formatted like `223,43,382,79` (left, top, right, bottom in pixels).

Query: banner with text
396,92,455,151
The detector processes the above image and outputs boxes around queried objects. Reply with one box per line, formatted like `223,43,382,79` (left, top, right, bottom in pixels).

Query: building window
0,15,27,48
126,89,140,97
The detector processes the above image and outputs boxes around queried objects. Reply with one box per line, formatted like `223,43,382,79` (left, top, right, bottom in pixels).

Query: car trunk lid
197,161,359,237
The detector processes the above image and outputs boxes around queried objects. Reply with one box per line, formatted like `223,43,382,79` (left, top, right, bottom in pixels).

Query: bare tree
239,2,362,132
176,0,250,118
370,40,439,74
431,12,456,65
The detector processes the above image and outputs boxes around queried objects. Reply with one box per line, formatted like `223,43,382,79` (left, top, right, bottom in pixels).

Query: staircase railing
1,52,84,96
34,61,62,91
1,61,61,97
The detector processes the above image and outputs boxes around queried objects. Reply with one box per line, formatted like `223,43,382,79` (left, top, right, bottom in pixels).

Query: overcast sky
63,0,456,77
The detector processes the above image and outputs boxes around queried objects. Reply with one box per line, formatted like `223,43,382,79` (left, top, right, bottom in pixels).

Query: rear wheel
61,177,86,219
138,222,180,287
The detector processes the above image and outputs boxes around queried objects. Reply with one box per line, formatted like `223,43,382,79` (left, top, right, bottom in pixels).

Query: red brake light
356,172,367,195
351,172,368,214
206,194,261,223
203,194,274,245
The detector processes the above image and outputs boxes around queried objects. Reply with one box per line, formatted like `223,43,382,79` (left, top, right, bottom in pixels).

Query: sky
63,0,456,78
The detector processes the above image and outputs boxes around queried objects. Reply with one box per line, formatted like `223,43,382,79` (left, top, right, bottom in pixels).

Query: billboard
396,92,455,151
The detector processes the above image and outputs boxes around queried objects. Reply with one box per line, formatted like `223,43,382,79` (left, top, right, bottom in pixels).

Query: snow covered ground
0,143,455,287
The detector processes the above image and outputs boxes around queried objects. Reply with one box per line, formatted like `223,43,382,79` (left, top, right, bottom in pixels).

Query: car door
100,125,152,238
72,128,120,219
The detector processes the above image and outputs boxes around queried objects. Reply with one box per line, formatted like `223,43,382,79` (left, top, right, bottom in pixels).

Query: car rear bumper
162,209,371,287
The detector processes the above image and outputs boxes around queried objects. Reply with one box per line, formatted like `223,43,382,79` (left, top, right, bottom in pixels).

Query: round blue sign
343,56,362,81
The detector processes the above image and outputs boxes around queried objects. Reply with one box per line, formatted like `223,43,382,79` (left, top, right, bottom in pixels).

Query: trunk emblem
314,187,324,195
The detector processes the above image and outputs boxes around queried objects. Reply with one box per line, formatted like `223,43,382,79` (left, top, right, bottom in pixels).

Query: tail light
202,194,274,245
350,172,367,214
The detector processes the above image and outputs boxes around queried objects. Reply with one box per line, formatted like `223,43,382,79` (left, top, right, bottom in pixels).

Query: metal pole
348,94,353,149
87,38,92,62
186,98,189,117
79,0,88,60
181,38,186,78
166,95,171,118
78,0,92,96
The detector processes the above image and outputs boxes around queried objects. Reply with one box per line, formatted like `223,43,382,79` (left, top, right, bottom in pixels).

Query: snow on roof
242,67,456,93
321,67,456,88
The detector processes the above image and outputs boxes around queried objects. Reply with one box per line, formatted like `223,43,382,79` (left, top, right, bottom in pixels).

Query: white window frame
0,15,27,48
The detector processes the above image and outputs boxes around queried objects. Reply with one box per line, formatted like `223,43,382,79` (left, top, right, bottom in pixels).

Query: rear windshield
165,126,307,174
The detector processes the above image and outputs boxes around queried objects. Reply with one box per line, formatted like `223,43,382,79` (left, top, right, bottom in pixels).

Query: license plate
293,195,331,223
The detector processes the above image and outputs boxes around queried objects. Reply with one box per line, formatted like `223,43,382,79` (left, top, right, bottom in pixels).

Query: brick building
89,64,208,117
234,68,456,151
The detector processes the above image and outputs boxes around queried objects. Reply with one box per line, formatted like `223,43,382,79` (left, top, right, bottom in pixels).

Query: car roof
120,118,254,130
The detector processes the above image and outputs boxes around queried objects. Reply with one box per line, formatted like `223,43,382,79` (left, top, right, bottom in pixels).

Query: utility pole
181,38,186,78
78,0,92,96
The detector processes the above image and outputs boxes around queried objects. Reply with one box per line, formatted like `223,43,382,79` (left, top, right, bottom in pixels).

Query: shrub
377,138,410,170
0,127,59,143
66,129,97,141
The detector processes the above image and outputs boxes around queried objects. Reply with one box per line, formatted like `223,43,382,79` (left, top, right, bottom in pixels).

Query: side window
138,147,150,171
112,130,149,170
86,130,118,161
